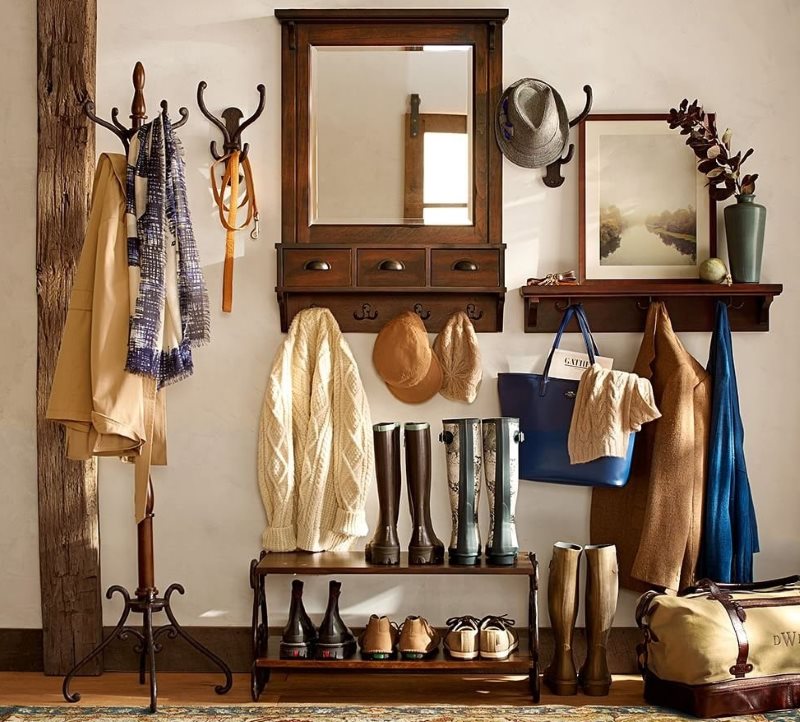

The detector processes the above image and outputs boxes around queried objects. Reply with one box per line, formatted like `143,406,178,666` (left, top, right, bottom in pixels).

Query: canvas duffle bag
636,576,800,717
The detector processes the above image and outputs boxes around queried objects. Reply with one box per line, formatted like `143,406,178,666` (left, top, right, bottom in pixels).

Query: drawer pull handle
378,259,405,272
303,260,331,271
453,260,478,272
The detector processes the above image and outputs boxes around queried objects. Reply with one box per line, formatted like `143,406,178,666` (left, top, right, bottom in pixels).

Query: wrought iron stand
63,582,233,713
62,61,232,713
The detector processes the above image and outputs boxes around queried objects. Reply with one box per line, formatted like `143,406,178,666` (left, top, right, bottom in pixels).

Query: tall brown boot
404,422,444,565
579,544,618,696
365,422,401,565
543,542,582,695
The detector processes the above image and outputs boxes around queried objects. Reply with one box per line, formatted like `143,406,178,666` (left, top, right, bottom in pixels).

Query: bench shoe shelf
249,551,540,702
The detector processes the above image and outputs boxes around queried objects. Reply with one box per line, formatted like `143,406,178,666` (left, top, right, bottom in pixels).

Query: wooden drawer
282,249,352,288
431,249,500,287
357,249,426,288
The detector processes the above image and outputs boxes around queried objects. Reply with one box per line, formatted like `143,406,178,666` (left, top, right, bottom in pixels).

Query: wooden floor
0,672,646,707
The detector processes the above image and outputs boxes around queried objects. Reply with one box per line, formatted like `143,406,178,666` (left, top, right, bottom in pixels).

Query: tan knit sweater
258,308,373,552
568,363,660,464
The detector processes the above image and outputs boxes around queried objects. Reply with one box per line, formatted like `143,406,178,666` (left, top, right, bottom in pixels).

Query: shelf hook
196,82,266,162
543,85,593,189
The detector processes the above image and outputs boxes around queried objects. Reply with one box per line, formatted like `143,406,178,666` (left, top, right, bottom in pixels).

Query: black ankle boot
315,580,357,660
280,579,318,659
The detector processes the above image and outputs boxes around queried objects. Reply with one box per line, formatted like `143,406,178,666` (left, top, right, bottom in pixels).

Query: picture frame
578,113,716,282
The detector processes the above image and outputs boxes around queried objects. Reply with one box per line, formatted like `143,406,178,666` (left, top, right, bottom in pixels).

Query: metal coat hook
196,81,266,162
83,61,189,153
543,85,593,189
410,93,421,138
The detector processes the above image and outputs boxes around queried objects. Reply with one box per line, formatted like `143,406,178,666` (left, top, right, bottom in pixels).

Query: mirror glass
310,45,473,226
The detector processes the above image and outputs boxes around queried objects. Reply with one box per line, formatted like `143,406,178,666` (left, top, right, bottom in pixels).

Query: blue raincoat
700,301,759,583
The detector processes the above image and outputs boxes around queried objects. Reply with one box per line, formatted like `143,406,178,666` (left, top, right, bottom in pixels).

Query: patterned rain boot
440,418,482,565
483,417,522,566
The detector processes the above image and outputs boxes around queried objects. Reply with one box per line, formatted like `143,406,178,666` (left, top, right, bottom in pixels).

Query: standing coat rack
62,61,232,714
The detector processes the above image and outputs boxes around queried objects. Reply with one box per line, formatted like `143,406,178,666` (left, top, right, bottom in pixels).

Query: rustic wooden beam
36,0,101,675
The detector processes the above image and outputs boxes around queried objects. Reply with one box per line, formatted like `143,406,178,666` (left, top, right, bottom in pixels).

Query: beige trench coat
591,302,711,593
46,153,166,522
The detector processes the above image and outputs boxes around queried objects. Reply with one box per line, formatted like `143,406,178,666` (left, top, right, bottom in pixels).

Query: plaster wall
1,0,798,632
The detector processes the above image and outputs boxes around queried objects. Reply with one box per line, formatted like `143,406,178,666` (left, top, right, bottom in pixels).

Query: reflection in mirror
311,46,473,226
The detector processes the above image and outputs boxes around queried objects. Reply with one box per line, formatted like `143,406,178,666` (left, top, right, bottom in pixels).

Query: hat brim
495,79,570,169
386,353,443,404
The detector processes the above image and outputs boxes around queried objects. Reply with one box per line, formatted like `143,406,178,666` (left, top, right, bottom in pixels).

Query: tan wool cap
432,311,482,403
373,311,443,404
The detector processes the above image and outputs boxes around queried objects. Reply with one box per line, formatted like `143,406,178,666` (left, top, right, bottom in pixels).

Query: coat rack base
62,583,233,713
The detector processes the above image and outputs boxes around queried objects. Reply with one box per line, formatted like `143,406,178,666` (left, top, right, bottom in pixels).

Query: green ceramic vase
724,194,766,283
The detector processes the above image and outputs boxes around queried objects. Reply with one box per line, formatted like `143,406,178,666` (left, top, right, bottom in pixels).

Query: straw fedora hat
495,78,569,168
373,311,442,404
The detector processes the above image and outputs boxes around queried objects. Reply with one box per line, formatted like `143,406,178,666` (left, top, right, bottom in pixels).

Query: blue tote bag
498,304,634,487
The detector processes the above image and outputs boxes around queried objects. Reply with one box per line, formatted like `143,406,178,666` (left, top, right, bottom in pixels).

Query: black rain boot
405,422,445,565
440,418,482,565
315,580,357,660
365,422,401,565
483,417,523,566
280,579,318,659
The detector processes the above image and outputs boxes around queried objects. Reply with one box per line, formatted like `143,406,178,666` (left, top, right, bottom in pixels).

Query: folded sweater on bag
568,363,661,464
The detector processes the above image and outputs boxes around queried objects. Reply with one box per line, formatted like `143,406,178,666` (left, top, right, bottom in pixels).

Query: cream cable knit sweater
568,363,661,464
258,308,373,552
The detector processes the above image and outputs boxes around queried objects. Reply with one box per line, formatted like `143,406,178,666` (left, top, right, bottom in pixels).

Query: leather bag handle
683,575,800,596
539,304,599,396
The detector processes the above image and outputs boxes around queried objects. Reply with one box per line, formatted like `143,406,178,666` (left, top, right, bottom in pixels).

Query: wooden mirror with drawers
275,8,508,332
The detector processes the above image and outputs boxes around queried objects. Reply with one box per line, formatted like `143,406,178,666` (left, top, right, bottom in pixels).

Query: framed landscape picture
579,114,716,281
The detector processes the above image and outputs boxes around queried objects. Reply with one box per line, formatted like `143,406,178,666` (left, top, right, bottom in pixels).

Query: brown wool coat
591,302,710,593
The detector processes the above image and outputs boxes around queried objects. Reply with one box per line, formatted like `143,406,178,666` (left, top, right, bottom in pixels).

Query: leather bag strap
682,575,800,595
634,590,663,676
700,580,753,678
539,304,599,396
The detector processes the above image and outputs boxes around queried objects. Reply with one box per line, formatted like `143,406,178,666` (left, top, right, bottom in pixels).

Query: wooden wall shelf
520,281,783,333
